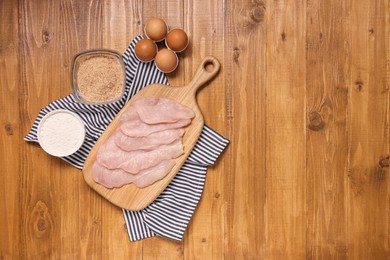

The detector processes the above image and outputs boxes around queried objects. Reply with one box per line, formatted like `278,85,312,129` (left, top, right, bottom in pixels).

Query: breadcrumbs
76,55,124,103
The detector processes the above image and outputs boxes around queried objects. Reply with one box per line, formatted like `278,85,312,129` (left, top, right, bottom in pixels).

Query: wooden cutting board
83,56,221,210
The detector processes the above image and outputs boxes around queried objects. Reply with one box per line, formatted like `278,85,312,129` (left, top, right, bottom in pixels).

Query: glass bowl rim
70,48,126,105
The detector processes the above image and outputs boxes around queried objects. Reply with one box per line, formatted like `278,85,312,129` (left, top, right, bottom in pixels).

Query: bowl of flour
37,110,86,157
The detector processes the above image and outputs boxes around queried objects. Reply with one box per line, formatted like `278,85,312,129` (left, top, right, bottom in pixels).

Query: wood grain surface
1,0,389,259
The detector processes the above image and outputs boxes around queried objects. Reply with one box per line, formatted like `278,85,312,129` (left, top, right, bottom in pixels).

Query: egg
134,39,157,62
145,18,167,42
166,28,189,52
155,48,178,73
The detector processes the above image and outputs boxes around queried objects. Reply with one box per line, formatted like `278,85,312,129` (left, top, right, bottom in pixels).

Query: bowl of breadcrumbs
70,49,126,105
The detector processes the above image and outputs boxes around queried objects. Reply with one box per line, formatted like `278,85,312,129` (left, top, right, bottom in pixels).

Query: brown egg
155,49,178,73
145,18,168,42
134,39,157,62
166,28,189,52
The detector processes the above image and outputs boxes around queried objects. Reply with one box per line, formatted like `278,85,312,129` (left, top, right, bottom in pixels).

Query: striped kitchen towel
25,36,229,242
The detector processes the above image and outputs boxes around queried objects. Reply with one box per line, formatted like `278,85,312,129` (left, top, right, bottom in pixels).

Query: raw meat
115,128,184,151
92,159,175,189
97,138,184,173
133,160,176,188
93,96,194,189
120,108,138,122
132,96,195,124
120,116,191,137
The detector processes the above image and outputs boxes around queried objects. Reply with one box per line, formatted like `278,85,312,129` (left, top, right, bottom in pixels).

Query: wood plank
0,1,21,259
141,1,185,258
347,0,390,258
182,0,230,259
59,1,104,258
306,0,349,258
101,0,143,258
100,201,142,259
265,0,307,258
18,1,66,258
102,0,142,53
201,0,266,258
18,0,103,258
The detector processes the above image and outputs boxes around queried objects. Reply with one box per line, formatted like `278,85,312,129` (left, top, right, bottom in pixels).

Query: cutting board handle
186,56,221,95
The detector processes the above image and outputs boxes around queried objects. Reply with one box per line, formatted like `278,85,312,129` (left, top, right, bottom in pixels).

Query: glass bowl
70,48,126,105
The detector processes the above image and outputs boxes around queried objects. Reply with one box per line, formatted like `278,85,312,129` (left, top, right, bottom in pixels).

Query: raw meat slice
120,108,138,122
97,139,184,173
120,117,191,137
133,160,176,188
132,96,195,124
92,160,175,189
92,162,131,188
115,128,184,151
93,96,194,189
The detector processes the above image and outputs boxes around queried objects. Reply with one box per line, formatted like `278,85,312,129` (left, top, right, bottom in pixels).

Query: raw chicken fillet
132,96,195,124
115,128,185,151
97,139,184,173
120,107,191,137
92,160,176,189
92,96,194,189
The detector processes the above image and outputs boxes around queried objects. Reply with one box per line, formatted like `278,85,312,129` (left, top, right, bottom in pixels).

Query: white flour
38,111,85,157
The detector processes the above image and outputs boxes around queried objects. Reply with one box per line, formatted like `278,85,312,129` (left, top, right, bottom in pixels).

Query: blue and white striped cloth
25,36,229,241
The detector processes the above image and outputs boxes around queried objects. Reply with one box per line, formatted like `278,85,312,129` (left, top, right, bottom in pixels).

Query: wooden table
1,0,389,259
